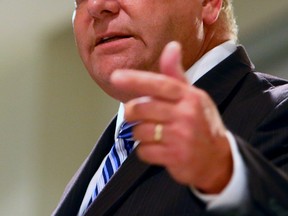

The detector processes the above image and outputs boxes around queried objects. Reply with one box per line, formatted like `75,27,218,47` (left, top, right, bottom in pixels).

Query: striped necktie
87,121,136,206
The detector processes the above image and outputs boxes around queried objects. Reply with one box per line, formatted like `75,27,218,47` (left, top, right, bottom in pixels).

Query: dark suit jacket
52,46,288,216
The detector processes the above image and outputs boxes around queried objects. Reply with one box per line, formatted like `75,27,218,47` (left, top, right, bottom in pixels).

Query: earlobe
202,0,222,25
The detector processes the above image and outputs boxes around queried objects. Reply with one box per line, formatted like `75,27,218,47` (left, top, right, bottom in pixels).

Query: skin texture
73,0,233,193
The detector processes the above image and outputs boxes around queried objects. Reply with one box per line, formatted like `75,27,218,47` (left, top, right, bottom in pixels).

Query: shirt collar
115,40,237,137
115,103,125,140
185,40,237,85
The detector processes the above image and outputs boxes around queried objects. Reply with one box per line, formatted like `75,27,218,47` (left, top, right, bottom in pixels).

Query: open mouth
98,35,132,45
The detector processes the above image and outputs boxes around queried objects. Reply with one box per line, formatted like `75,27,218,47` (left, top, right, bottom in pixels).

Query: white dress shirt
78,40,247,215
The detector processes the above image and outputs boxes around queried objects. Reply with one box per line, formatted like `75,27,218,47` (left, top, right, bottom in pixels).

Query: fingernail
111,70,124,81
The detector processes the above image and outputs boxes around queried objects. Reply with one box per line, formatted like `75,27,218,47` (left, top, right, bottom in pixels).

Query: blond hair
220,0,238,40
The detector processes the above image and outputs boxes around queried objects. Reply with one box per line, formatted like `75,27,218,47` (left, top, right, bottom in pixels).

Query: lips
96,34,132,46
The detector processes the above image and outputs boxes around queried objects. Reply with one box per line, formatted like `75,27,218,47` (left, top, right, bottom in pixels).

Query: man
53,0,288,215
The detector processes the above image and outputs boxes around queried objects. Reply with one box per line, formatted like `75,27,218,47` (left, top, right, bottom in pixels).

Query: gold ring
154,124,163,142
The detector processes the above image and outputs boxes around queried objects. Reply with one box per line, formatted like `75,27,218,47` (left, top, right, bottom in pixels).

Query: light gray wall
1,1,288,215
0,2,118,215
234,0,288,78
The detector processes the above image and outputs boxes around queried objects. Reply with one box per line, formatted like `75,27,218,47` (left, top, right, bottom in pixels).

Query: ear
202,0,222,25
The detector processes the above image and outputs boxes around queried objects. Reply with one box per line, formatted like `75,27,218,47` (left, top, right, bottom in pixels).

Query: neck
184,24,233,71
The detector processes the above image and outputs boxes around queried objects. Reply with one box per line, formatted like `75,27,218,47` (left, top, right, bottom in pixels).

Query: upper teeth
102,37,112,41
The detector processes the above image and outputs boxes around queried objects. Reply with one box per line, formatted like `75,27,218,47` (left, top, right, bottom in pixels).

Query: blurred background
1,0,288,215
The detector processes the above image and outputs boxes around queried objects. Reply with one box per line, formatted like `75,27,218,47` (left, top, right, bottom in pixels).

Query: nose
87,0,120,19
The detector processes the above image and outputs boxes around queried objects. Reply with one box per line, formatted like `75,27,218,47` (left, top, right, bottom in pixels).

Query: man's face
73,0,205,100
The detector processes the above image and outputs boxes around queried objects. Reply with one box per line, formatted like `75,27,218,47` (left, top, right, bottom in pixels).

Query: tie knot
117,121,137,139
117,121,137,154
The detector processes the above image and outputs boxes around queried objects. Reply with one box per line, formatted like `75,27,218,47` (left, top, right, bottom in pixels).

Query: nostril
87,0,120,19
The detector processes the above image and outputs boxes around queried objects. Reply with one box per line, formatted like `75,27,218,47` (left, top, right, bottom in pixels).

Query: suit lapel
84,152,152,216
195,45,253,113
53,118,117,216
53,117,153,216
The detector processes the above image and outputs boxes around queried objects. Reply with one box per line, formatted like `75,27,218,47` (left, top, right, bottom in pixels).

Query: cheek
74,22,92,68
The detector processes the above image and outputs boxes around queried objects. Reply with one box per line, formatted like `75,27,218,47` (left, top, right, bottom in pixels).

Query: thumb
160,41,187,83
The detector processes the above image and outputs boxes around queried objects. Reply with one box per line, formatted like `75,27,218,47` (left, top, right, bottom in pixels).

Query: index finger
111,70,185,101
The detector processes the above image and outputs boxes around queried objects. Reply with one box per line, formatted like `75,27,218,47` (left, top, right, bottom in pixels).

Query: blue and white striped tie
87,121,136,206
